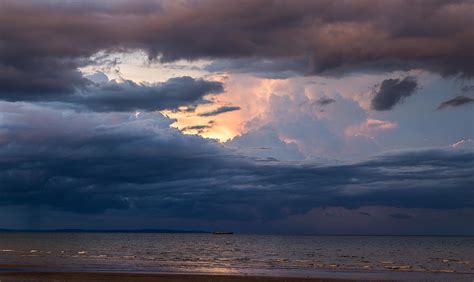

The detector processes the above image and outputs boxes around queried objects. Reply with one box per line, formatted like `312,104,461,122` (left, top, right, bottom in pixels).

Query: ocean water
0,233,473,280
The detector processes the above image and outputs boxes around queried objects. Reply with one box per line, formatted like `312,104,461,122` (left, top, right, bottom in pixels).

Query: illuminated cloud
345,119,397,139
451,139,473,149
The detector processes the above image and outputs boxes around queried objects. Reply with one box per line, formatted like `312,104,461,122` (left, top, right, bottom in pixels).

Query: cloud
182,124,213,134
236,87,370,160
437,95,474,110
314,97,336,106
345,119,397,138
204,58,308,79
0,49,224,112
183,125,212,131
226,126,305,162
67,76,224,112
371,77,418,111
0,102,226,214
0,0,473,101
0,57,90,101
451,139,473,149
461,85,474,92
198,106,241,117
0,102,472,219
0,1,473,233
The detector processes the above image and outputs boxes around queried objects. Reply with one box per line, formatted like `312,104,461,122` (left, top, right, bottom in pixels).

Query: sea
0,233,473,280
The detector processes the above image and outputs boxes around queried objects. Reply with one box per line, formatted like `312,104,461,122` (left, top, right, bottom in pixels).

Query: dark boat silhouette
213,231,234,235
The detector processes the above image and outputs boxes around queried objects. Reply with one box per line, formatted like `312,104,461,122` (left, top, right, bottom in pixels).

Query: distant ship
213,231,234,235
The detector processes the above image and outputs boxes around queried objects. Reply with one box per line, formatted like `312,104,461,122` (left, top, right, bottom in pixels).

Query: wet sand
0,272,357,282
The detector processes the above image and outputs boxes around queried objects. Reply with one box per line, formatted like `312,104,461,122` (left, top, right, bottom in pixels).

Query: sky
0,0,473,234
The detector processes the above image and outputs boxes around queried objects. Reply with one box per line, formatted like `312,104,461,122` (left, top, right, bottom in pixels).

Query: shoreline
0,272,357,282
0,270,472,282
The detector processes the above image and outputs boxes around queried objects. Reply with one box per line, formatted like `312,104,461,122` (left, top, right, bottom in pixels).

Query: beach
0,272,357,282
2,270,474,281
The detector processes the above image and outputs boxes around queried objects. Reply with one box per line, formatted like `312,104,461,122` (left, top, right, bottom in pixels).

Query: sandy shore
0,272,358,282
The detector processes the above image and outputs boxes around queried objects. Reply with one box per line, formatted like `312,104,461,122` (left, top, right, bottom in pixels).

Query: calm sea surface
0,233,473,280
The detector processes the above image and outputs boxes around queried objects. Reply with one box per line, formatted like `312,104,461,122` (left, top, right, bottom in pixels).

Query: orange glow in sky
162,75,287,142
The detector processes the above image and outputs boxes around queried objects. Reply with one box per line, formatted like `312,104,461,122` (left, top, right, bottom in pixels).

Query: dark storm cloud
0,103,472,218
204,58,309,79
315,97,336,106
67,76,223,112
437,95,474,110
198,106,241,117
1,0,474,103
0,58,90,101
371,77,418,111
